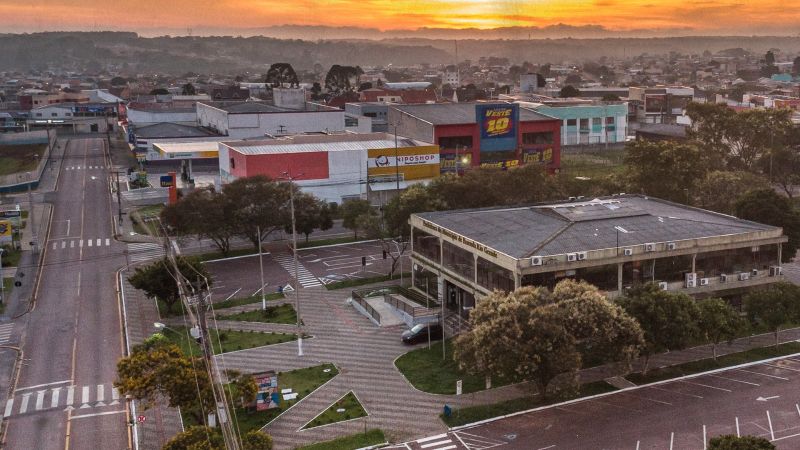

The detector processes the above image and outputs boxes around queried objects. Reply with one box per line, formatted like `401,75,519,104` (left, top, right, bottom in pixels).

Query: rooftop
392,102,557,125
200,101,336,114
132,122,219,139
415,195,778,259
222,132,432,155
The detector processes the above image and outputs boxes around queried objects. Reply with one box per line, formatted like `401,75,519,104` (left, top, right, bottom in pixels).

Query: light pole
281,171,304,357
24,170,37,254
392,124,400,192
0,248,4,306
257,225,266,310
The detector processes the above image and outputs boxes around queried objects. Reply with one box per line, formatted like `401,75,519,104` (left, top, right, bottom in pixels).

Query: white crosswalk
65,166,105,170
0,323,14,345
127,242,166,263
272,254,322,288
3,382,120,418
50,238,112,250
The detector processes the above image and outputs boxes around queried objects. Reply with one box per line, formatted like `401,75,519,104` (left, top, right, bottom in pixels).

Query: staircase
443,312,471,337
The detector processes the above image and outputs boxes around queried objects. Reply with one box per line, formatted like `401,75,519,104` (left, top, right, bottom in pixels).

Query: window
439,136,473,149
592,117,602,126
579,118,589,132
35,113,42,117
522,131,553,145
65,113,71,117
442,241,474,280
51,112,58,117
363,112,377,118
477,257,514,292
606,116,615,125
229,157,235,169
566,119,577,127
413,228,440,263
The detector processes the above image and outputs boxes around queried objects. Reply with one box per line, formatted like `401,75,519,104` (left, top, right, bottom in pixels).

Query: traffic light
382,250,387,259
361,256,366,266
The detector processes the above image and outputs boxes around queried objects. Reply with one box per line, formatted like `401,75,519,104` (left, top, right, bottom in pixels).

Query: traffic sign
137,415,146,423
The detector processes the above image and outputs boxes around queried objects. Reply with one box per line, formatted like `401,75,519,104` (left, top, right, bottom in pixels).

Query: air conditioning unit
667,242,677,250
700,278,710,286
685,272,697,288
645,243,657,252
623,248,633,256
769,266,783,277
658,282,669,290
751,269,759,277
531,256,543,266
720,274,728,283
577,251,587,261
738,272,750,281
567,253,577,262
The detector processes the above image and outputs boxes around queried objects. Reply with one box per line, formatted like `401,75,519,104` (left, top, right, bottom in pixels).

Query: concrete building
628,86,694,125
410,195,787,318
27,103,117,133
519,101,628,145
124,102,197,127
127,122,225,161
218,132,439,204
197,101,346,139
345,103,389,132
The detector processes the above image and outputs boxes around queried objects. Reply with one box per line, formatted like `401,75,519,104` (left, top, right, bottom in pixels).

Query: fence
385,293,440,319
351,289,381,324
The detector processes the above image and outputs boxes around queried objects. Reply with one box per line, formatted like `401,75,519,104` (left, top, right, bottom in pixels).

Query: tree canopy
559,85,580,98
265,63,299,88
324,65,363,94
744,282,800,345
735,189,800,261
708,434,775,450
127,256,210,313
624,140,711,203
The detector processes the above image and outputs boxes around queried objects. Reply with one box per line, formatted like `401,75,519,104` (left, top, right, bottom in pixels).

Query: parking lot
457,355,800,449
298,240,408,284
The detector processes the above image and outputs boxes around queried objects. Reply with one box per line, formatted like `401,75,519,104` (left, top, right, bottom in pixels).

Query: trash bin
443,405,452,418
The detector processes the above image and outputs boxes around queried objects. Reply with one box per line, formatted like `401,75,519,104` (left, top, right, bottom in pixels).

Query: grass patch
182,363,339,435
626,341,800,385
130,205,165,236
325,272,410,291
1,245,21,267
0,278,11,314
296,429,386,450
297,236,358,249
560,149,627,179
197,247,258,262
441,381,618,427
395,339,514,395
162,325,297,355
303,391,367,429
218,304,297,324
0,144,45,176
155,292,285,318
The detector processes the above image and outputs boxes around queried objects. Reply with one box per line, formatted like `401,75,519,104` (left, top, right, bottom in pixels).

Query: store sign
479,159,519,170
422,219,498,258
0,220,12,243
160,175,175,187
253,371,279,411
368,153,439,168
476,104,519,152
522,148,554,164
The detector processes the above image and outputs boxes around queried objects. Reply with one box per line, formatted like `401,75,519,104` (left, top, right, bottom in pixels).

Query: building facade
409,196,787,318
527,102,628,145
197,101,346,139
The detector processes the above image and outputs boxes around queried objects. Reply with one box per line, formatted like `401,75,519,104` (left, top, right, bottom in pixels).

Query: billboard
476,104,519,152
0,220,12,244
252,371,279,411
367,146,440,181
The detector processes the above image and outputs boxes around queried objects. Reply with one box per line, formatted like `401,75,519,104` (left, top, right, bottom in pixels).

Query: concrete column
617,262,623,294
473,254,479,284
514,273,521,290
691,253,697,273
778,243,782,266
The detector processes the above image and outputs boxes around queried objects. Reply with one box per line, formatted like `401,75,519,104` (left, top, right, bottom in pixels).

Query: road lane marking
736,417,740,437
681,380,732,392
96,238,101,246
4,399,13,417
69,410,126,420
88,239,92,247
669,432,674,450
703,424,707,450
51,388,61,408
111,387,120,405
767,410,775,441
35,390,45,410
79,240,83,247
536,446,555,450
735,368,789,380
420,440,452,448
224,288,242,302
95,384,106,406
764,362,800,373
66,385,75,405
708,374,759,386
70,241,75,248
61,241,66,249
619,392,672,405
796,403,800,418
105,238,110,246
52,242,56,250
417,434,448,443
649,386,703,399
19,393,30,414
80,385,90,408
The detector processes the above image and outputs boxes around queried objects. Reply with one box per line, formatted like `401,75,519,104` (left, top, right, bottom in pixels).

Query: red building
389,103,561,173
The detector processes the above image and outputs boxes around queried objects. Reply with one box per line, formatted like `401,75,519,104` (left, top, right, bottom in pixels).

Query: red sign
137,415,146,424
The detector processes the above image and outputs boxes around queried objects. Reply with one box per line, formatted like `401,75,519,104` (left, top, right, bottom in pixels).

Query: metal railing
385,293,439,318
351,289,381,323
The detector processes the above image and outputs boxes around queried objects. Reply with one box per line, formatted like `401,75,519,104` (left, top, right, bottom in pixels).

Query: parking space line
708,374,759,386
767,410,775,441
669,432,674,450
636,441,640,450
796,403,800,418
703,425,707,450
649,385,703,399
736,417,740,437
619,392,672,405
416,434,448,443
681,380,731,392
763,362,800,373
734,368,789,381
537,446,555,450
224,288,242,302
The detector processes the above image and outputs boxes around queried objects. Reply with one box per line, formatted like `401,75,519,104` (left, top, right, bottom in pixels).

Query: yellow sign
367,146,440,181
0,220,12,241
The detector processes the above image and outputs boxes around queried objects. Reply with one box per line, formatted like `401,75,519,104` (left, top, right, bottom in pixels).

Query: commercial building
345,103,389,132
628,86,694,125
518,101,628,146
410,195,787,318
127,122,224,161
389,102,562,173
197,101,347,139
27,102,117,133
124,102,197,127
218,132,439,204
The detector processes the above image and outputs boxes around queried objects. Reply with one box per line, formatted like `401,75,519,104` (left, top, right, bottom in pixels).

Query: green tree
744,282,800,346
760,144,800,198
115,335,214,424
241,430,274,450
180,83,196,95
285,192,332,242
223,176,291,250
601,94,621,101
324,65,364,94
559,85,580,98
616,284,702,374
110,76,127,86
696,171,769,215
793,56,800,76
685,102,736,163
229,371,258,409
454,286,581,400
161,187,238,255
708,434,775,450
265,63,299,88
697,298,747,360
163,426,224,450
340,199,372,239
355,211,407,278
149,88,169,95
735,189,800,262
382,183,444,238
127,257,211,313
624,140,711,203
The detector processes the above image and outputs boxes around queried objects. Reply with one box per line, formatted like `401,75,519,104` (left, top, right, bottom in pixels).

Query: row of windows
566,117,616,127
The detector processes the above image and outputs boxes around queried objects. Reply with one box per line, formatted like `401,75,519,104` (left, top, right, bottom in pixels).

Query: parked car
401,323,443,344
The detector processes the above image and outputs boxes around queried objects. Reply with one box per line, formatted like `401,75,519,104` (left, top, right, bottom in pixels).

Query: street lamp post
281,171,304,357
257,225,266,310
0,248,4,306
25,170,37,254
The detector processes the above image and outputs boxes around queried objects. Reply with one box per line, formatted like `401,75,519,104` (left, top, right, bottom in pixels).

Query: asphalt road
404,356,800,450
2,137,128,450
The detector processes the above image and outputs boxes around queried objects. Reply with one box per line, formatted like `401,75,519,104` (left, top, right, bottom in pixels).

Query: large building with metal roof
409,195,787,319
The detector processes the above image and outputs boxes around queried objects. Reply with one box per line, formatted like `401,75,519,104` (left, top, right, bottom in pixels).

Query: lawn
441,381,618,427
560,148,627,179
182,363,340,435
395,339,515,395
130,204,164,236
325,272,410,291
156,292,285,318
302,391,367,429
296,429,386,450
0,277,11,314
0,144,45,176
0,245,21,267
161,325,297,356
217,303,297,324
626,341,800,385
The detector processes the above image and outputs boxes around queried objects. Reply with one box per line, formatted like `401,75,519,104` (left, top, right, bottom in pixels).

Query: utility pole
26,171,37,254
257,225,266,310
115,169,122,223
281,171,304,357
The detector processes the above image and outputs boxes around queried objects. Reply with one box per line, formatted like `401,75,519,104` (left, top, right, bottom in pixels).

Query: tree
229,371,258,409
161,187,238,256
356,212,408,278
564,74,582,85
744,282,800,346
324,65,363,94
765,50,776,66
708,434,775,450
149,88,169,95
163,426,224,450
285,192,332,242
241,430,274,450
616,284,702,374
760,144,800,198
697,298,747,360
181,83,196,95
685,102,737,163
382,184,443,238
454,287,581,400
601,94,621,101
340,199,372,239
624,140,711,204
559,85,580,98
735,189,800,262
358,82,373,91
223,176,291,250
115,335,215,424
265,63,299,88
793,56,800,76
309,82,324,100
127,257,211,313
110,76,127,86
696,171,769,215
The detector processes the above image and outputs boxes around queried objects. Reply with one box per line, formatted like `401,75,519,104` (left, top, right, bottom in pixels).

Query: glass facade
695,245,778,277
442,241,474,281
477,257,515,292
413,228,440,263
413,265,439,302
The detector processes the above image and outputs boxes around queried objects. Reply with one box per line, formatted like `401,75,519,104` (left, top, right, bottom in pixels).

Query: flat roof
133,123,219,139
415,195,779,259
222,132,433,155
199,101,337,114
153,141,220,155
392,102,557,125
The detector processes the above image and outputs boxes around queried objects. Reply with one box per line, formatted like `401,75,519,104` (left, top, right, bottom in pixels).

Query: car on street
401,323,443,344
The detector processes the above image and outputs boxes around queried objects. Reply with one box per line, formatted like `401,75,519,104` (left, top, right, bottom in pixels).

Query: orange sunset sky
1,0,799,34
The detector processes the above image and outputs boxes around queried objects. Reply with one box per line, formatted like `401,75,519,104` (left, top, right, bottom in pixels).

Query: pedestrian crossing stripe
3,383,120,417
51,239,113,250
126,242,166,263
65,166,104,170
272,254,323,288
0,323,14,345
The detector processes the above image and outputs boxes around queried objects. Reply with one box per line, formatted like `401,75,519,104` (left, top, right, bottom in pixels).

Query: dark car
401,323,443,345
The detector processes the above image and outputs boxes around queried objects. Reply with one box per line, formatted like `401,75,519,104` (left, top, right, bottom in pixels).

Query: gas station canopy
152,142,219,160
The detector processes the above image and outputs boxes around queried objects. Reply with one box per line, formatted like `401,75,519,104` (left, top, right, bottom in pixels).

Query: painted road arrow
756,396,780,402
